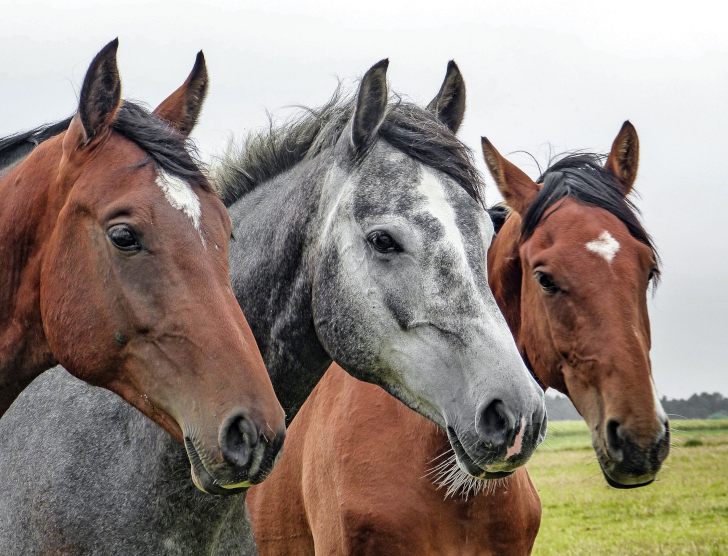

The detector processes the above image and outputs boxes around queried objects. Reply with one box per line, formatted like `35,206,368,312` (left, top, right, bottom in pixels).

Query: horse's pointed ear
605,120,639,195
153,51,209,137
351,59,389,151
427,60,466,133
481,137,540,216
77,39,122,144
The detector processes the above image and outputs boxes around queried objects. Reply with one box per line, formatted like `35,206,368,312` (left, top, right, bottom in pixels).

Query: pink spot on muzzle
506,417,526,459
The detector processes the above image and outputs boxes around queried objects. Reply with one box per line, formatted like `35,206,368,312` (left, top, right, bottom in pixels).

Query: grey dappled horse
0,61,545,554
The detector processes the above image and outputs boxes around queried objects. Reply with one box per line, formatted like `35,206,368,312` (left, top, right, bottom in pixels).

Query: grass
529,420,728,555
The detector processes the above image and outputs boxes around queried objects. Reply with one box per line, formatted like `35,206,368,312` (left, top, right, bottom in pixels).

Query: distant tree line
545,391,728,421
544,393,582,421
660,392,728,420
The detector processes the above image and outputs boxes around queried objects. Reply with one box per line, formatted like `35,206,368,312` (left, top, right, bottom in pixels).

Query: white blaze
156,170,204,245
417,168,471,278
586,230,620,263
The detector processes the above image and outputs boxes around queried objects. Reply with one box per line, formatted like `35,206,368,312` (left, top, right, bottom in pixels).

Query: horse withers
0,41,285,494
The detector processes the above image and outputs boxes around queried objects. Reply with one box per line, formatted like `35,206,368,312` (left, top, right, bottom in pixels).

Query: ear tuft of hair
605,120,639,195
78,38,122,142
427,60,466,133
351,59,389,150
153,51,209,138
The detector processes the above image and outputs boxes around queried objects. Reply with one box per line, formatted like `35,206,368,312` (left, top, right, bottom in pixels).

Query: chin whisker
424,447,511,501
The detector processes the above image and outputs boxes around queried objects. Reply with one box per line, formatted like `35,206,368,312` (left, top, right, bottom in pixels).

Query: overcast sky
2,0,726,399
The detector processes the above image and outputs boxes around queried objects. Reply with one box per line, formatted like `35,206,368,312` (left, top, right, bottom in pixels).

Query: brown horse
247,105,669,553
0,40,285,494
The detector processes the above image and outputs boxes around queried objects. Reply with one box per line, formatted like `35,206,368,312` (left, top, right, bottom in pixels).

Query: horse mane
215,86,483,207
0,102,210,191
0,117,73,173
486,203,511,235
521,152,660,280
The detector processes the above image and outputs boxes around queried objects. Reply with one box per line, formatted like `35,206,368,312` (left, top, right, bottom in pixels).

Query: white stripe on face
586,230,620,263
156,170,204,245
417,167,472,278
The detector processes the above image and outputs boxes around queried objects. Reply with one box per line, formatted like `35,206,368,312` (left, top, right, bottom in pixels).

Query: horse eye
535,271,559,294
108,225,141,252
368,231,399,254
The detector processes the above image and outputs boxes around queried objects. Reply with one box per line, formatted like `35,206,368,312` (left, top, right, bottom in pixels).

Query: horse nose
605,418,625,463
219,411,261,468
605,417,670,469
475,399,518,448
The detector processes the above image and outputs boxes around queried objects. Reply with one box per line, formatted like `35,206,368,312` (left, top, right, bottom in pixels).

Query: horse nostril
605,418,624,463
654,419,671,464
476,399,515,448
220,412,259,467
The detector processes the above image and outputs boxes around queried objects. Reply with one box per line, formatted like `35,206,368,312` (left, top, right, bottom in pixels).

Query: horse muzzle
446,406,547,479
183,411,286,496
595,418,670,489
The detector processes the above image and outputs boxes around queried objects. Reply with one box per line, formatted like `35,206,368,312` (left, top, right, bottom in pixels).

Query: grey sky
2,0,726,398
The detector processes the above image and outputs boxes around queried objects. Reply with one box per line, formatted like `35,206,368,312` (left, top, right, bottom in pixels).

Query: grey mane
215,86,484,207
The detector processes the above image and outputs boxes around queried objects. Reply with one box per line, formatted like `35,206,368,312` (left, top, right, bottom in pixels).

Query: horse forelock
522,152,660,284
110,102,211,193
215,87,484,208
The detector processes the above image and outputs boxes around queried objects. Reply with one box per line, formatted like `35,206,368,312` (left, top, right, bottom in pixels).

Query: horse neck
227,159,333,423
0,136,67,406
487,214,544,390
488,212,566,393
488,214,524,342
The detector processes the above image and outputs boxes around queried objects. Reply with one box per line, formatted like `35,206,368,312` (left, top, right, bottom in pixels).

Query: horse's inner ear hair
351,59,389,151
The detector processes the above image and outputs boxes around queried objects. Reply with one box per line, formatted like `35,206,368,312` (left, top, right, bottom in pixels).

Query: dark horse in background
0,40,285,495
0,61,545,554
246,114,670,555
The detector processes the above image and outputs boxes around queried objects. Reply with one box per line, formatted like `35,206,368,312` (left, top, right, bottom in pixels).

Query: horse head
484,123,669,488
310,60,546,479
37,41,285,494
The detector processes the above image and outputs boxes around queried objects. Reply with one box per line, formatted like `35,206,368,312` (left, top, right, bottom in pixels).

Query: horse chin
184,437,250,496
601,468,655,490
447,426,516,480
453,452,515,480
594,445,657,489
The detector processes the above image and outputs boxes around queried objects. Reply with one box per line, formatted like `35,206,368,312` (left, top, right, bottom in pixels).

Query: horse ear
481,137,540,216
153,51,209,137
351,59,389,151
605,121,639,195
427,60,466,133
77,39,122,144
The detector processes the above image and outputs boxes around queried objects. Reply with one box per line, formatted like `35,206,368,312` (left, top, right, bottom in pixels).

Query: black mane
0,102,209,191
215,87,483,207
0,117,73,173
487,203,510,235
521,153,659,279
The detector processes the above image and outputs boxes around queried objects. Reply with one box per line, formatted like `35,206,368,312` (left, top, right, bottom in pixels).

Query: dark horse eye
535,271,559,294
107,225,141,252
368,231,399,254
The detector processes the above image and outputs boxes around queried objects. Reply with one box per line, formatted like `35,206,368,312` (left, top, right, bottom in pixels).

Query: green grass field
529,419,728,555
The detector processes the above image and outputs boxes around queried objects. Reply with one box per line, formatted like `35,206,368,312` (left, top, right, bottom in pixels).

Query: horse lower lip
601,468,654,490
446,427,508,479
184,437,248,496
